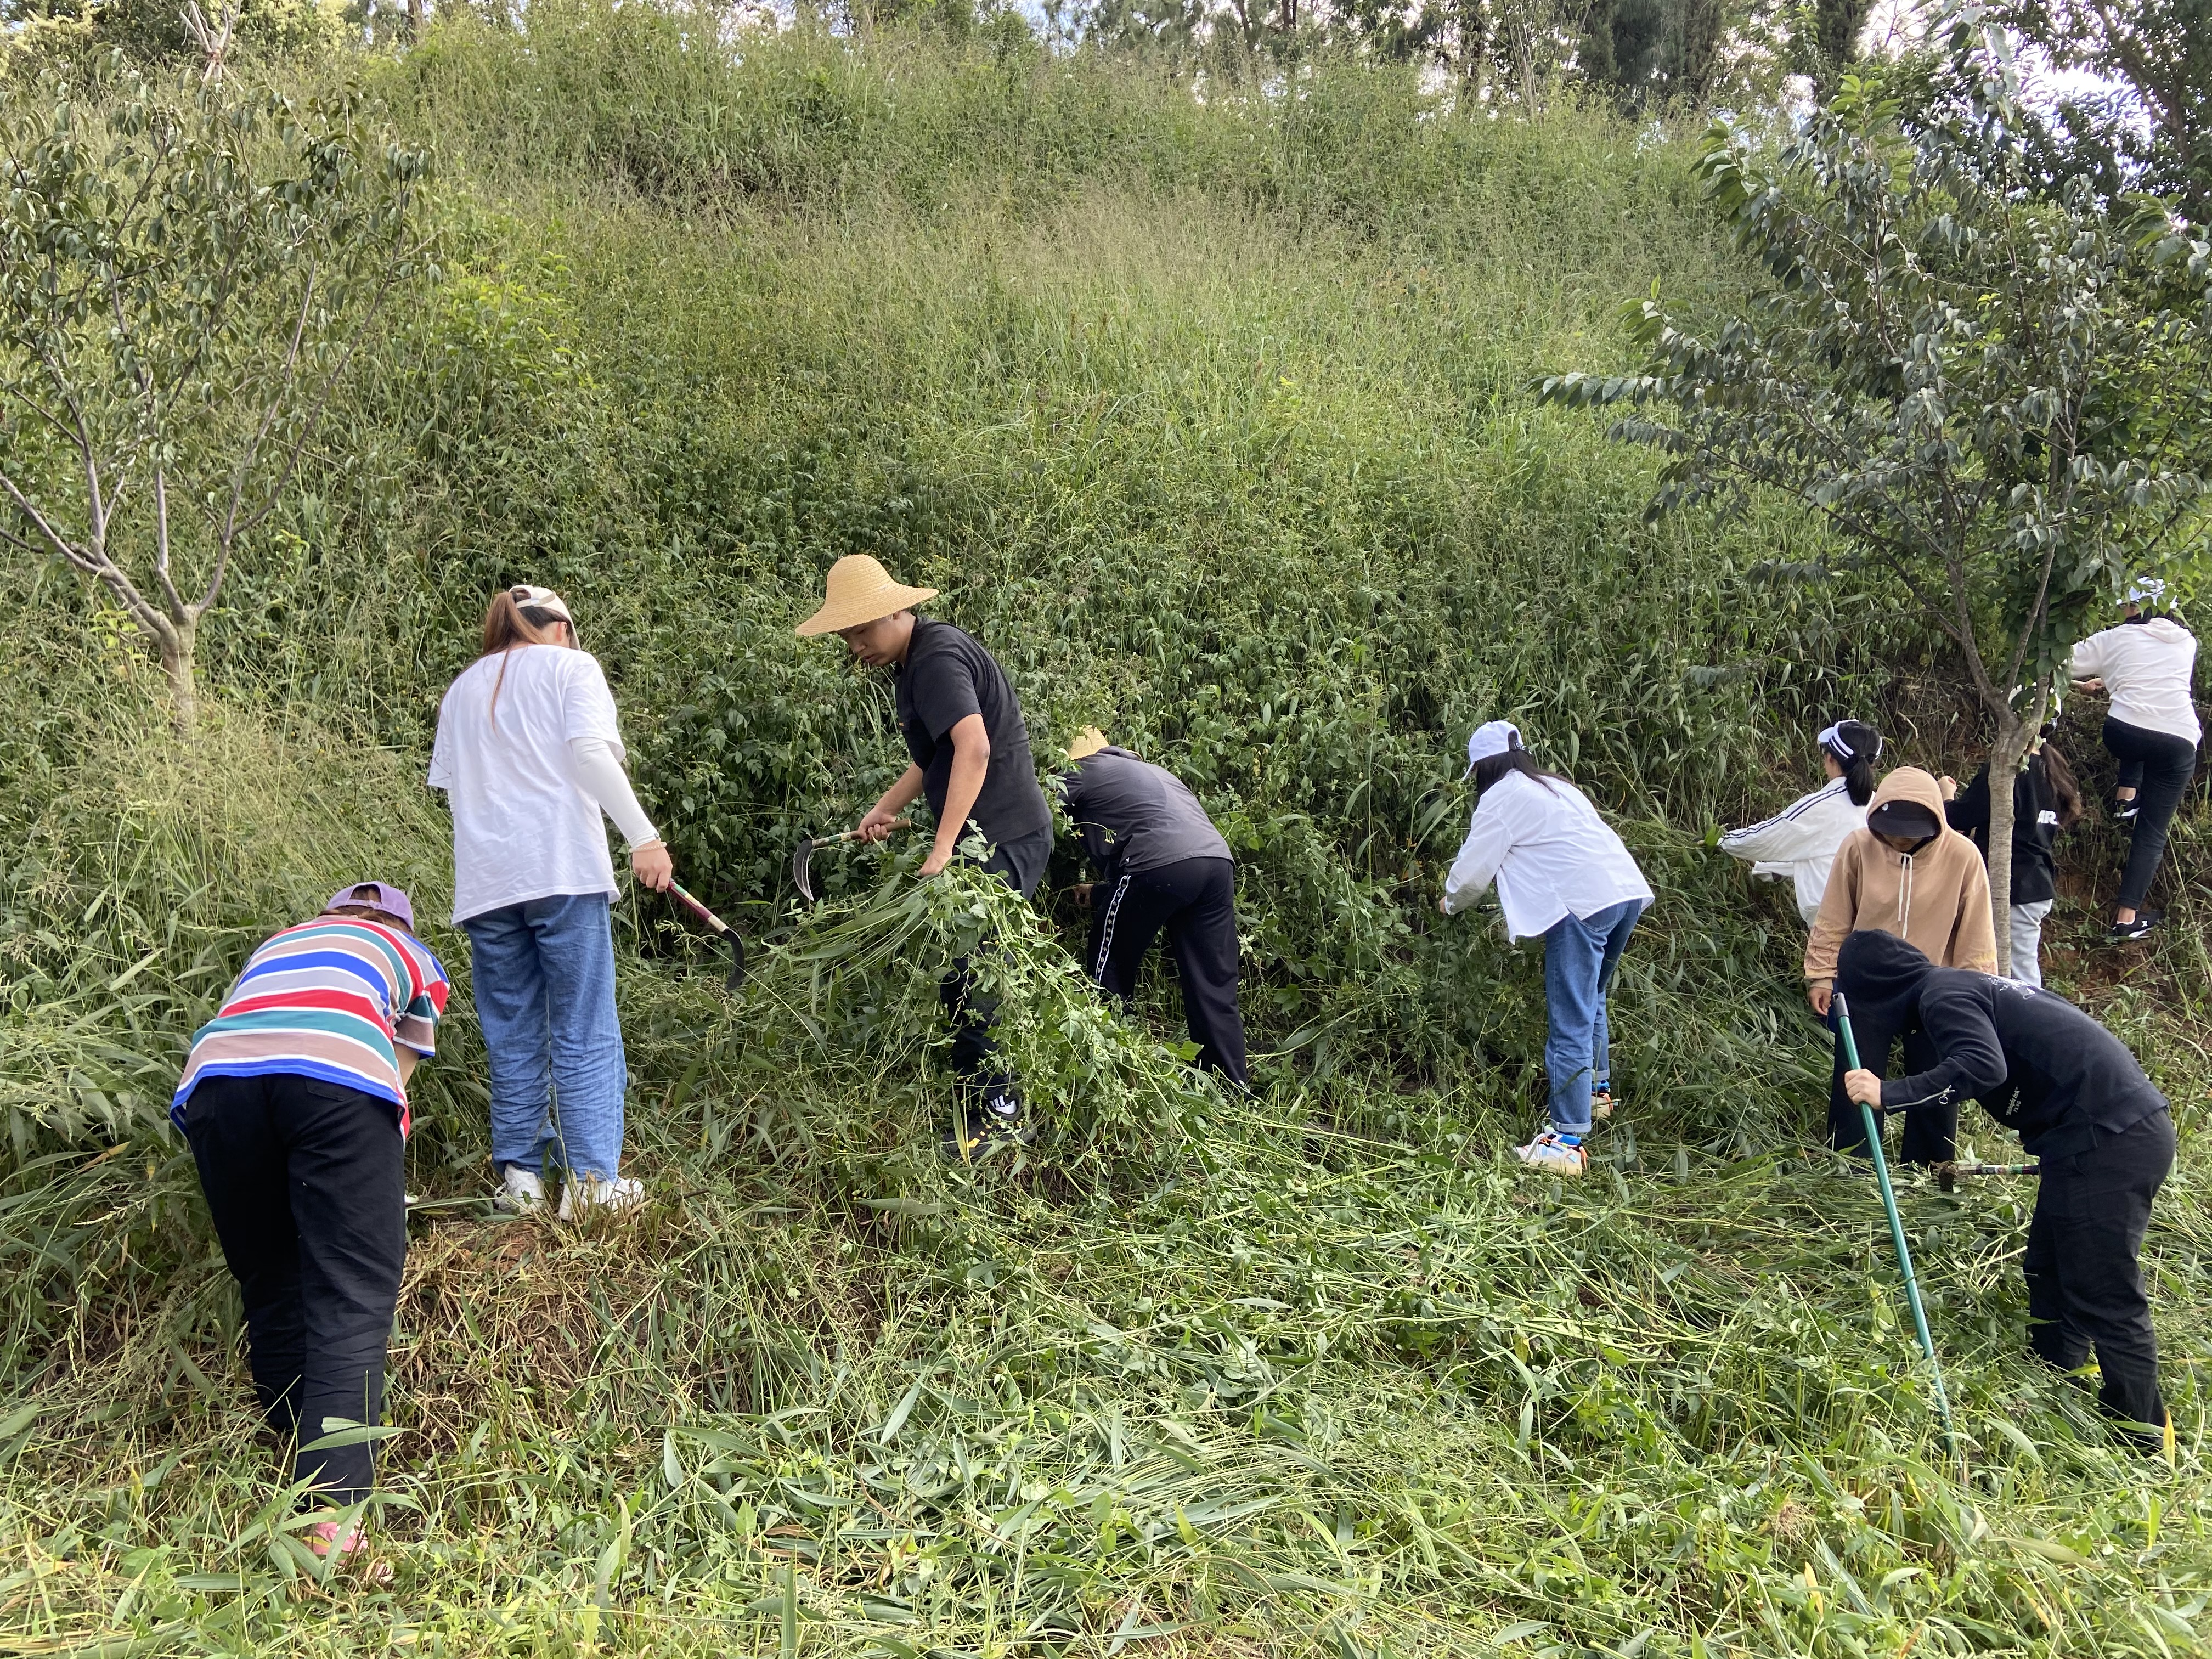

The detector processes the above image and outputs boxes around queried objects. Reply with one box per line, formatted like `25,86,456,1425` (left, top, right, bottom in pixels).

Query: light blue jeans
1541,899,1647,1136
464,893,627,1181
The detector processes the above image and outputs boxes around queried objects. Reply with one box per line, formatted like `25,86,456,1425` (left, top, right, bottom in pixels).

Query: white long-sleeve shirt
1717,776,1866,923
2070,618,2201,744
1441,770,1654,940
429,645,657,923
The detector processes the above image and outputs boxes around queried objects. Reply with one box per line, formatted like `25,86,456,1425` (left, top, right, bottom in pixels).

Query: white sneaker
559,1174,645,1221
1514,1132,1588,1177
495,1166,546,1213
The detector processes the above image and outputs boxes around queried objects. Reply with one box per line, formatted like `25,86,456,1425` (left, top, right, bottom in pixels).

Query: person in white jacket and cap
1438,721,1654,1177
2070,577,2201,942
1717,719,1881,924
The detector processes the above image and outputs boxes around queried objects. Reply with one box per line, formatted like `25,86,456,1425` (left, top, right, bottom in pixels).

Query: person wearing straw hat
796,555,1054,1152
1060,728,1248,1089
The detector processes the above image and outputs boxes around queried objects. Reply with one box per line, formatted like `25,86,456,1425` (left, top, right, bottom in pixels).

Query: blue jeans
1541,899,1646,1136
463,894,627,1181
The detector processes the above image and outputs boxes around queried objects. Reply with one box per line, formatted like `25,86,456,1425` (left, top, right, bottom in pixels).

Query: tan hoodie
1804,767,1998,984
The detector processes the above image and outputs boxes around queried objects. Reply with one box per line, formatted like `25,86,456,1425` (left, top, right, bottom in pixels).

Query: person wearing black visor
1837,930,2175,1452
1062,729,1249,1089
797,556,1055,1155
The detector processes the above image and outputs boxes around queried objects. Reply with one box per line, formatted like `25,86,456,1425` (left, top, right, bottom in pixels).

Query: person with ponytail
1719,720,1880,924
1940,731,2086,988
1438,721,1654,1177
429,586,673,1220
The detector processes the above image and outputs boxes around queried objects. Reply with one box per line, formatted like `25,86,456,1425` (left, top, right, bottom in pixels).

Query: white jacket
1442,770,1654,941
1718,776,1866,923
2070,618,2201,744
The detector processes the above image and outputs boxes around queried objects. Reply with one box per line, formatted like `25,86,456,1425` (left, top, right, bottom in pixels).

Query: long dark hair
2039,733,2086,831
1821,719,1882,806
1472,736,1568,800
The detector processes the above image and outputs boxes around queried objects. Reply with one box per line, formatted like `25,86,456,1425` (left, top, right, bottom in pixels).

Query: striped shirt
172,918,452,1137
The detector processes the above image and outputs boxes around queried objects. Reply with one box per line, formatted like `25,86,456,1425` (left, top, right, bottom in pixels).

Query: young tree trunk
1983,708,2040,979
159,616,200,733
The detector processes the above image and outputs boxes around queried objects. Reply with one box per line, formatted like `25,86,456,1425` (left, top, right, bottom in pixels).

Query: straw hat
794,555,938,637
1068,726,1110,760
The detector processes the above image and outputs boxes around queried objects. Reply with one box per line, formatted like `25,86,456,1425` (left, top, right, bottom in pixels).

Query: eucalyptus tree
0,62,433,727
1541,17,2212,970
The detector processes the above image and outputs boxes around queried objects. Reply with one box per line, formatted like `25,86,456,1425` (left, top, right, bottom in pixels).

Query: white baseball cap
1462,720,1521,778
2127,575,2168,606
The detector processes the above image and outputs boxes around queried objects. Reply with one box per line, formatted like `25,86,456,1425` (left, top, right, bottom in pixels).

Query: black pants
1828,1015,1955,1164
2025,1109,2174,1443
941,829,1051,1094
183,1073,407,1504
1085,857,1249,1088
2106,717,2199,912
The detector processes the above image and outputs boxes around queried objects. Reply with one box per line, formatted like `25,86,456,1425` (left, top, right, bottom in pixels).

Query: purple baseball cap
322,881,417,932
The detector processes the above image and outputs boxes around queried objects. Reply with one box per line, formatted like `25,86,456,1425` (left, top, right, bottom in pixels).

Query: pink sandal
306,1519,393,1584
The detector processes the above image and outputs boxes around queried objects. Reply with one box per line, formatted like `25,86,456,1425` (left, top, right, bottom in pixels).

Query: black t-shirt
895,619,1053,857
1062,747,1231,876
1944,754,2064,905
1881,969,2169,1159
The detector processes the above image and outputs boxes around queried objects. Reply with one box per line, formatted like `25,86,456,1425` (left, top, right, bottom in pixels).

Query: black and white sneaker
2115,795,2140,821
941,1081,1033,1163
2106,912,2161,943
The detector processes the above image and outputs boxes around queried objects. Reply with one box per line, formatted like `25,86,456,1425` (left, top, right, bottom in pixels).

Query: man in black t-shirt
1060,729,1248,1088
1837,930,2175,1451
797,556,1054,1155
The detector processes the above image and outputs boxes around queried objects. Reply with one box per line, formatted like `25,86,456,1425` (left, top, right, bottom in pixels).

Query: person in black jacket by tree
1061,729,1249,1088
1940,733,2085,987
1836,930,2175,1451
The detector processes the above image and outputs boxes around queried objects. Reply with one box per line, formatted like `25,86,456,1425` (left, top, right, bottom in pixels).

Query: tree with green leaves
1541,21,2212,970
0,64,433,727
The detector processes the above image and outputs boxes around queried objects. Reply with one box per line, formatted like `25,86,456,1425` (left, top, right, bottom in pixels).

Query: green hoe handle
1835,992,1958,1457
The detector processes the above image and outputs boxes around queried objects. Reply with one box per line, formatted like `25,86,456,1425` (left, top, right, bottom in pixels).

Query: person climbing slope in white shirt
2069,577,2201,943
1719,719,1880,924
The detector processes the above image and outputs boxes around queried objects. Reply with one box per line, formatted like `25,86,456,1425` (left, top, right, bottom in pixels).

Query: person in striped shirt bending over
171,882,450,1568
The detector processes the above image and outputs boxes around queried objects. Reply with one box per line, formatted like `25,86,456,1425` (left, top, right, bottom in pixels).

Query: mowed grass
1,10,2209,1655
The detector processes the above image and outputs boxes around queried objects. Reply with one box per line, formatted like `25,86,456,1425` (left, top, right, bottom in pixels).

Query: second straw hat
794,555,939,637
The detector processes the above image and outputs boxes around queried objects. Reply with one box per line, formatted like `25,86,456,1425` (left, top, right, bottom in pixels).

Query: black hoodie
1833,930,2168,1160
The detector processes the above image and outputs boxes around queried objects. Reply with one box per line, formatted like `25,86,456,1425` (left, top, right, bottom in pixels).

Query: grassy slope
2,11,2210,1655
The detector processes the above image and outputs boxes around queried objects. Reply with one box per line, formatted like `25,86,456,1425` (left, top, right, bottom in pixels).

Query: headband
1818,721,1881,763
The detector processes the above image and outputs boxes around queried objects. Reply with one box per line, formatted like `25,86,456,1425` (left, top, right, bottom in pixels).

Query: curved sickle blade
791,837,817,905
723,928,747,991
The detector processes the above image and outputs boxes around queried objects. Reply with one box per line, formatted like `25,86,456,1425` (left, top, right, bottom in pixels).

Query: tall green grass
0,10,2207,1654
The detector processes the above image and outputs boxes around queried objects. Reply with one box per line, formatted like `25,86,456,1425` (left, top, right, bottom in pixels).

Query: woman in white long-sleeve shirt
429,586,674,1219
1437,721,1654,1177
2069,578,2200,941
1718,719,1880,923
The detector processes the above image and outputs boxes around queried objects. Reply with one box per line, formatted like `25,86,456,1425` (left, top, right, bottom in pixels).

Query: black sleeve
1944,768,1991,838
1878,987,2008,1113
1060,767,1116,873
908,647,982,743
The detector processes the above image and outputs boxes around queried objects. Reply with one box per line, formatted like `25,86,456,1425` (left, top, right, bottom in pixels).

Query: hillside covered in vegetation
1,7,2208,1654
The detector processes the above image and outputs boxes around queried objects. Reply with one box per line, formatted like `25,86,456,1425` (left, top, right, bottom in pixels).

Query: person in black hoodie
1940,733,2085,988
1836,930,2175,1449
1060,729,1248,1088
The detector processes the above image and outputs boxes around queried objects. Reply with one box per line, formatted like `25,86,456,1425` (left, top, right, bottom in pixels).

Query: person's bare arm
921,714,990,877
397,1047,422,1087
860,765,928,840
